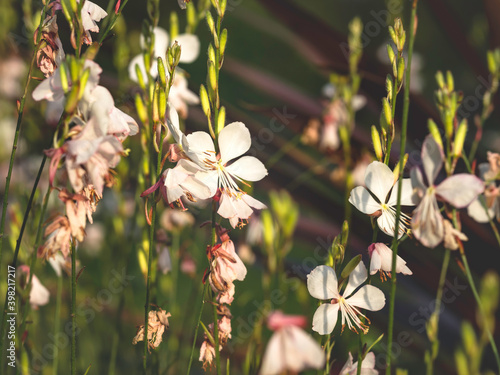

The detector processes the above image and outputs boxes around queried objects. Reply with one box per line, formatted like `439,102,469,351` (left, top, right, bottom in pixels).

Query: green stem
186,282,208,374
460,249,500,371
71,241,77,375
386,2,418,374
52,273,63,375
425,249,451,375
209,202,221,375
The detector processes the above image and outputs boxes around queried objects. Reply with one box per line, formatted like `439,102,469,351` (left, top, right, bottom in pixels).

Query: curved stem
386,2,418,373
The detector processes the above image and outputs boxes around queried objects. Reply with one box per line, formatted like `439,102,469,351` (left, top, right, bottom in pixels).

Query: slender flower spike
339,352,378,375
307,263,385,335
411,136,484,248
349,161,416,238
368,243,412,280
259,311,326,375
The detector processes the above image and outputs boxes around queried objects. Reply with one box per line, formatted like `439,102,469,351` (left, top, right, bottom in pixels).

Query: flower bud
208,61,217,91
371,125,383,161
206,11,215,36
387,44,395,65
77,68,90,100
187,2,196,29
216,106,226,135
446,70,454,91
153,82,161,123
135,63,146,91
435,71,445,89
385,75,393,99
69,57,79,83
444,108,454,140
135,93,148,124
428,119,443,149
340,255,362,282
208,44,216,65
341,220,349,247
170,11,179,40
219,0,227,17
157,57,167,88
393,154,408,182
159,88,167,120
453,119,468,157
220,28,228,57
59,62,69,93
382,97,392,126
388,26,397,47
60,0,73,23
200,84,211,116
397,56,405,84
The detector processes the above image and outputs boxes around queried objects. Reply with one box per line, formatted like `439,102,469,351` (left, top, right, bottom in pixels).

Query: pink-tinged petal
175,34,200,63
312,303,339,335
363,161,394,202
347,285,385,311
226,156,268,182
467,197,493,223
282,326,326,372
421,135,444,185
349,186,381,215
411,192,444,248
362,352,377,370
410,167,427,202
369,250,382,276
30,275,50,308
436,174,484,208
267,311,307,331
343,261,368,297
387,178,418,207
81,1,107,33
307,265,339,300
218,122,252,164
223,240,247,281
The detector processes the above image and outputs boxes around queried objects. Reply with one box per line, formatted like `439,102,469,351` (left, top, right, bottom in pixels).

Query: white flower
259,311,325,375
307,263,385,335
368,243,412,279
340,352,378,375
80,0,107,44
166,114,268,227
349,161,416,238
411,136,484,248
163,159,213,205
128,27,200,83
468,154,500,223
19,266,50,309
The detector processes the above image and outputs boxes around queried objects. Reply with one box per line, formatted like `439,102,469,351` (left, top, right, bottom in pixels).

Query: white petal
343,261,368,297
140,27,169,56
282,326,326,372
376,211,404,238
226,156,268,182
339,352,355,374
422,135,444,185
307,265,339,300
436,174,484,208
218,122,251,164
364,161,395,202
346,285,385,311
182,177,213,200
352,95,367,111
175,34,200,63
312,303,340,335
194,170,219,197
348,186,381,215
241,194,267,210
411,192,444,248
369,251,382,276
128,54,146,84
387,178,417,207
259,331,286,375
185,131,216,166
467,196,493,223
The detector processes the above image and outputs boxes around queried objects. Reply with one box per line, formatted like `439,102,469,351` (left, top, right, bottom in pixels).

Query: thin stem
210,202,221,375
71,240,77,375
52,274,63,375
425,248,451,375
143,203,156,372
460,248,500,371
386,2,418,374
186,282,209,374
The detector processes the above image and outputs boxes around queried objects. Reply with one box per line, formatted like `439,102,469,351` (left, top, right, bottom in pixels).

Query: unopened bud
135,93,148,124
444,108,454,139
217,106,226,135
388,26,397,47
208,44,216,65
385,75,393,98
453,119,467,157
77,68,90,100
427,119,443,149
435,71,445,89
208,61,217,91
153,83,161,123
157,57,167,88
446,70,454,91
170,11,179,40
340,255,362,282
69,57,79,83
387,44,395,65
219,0,227,17
206,12,215,35
341,220,349,246
135,63,146,91
371,125,383,161
220,28,228,57
59,62,69,93
382,97,392,126
393,154,408,182
159,88,167,120
397,56,405,84
200,85,211,116
187,2,196,29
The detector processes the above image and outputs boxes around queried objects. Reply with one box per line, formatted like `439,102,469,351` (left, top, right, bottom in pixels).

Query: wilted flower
368,243,412,280
38,215,72,259
307,262,385,335
199,307,232,370
80,0,107,45
340,352,378,375
349,161,416,238
411,136,484,248
160,209,195,231
443,220,468,251
132,308,171,351
259,311,325,375
35,15,65,77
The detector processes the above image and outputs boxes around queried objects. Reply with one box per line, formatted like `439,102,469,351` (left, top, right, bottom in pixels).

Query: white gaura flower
18,266,50,309
307,263,385,335
128,26,200,83
340,352,378,375
80,0,107,44
411,136,484,248
259,311,326,375
368,243,412,280
167,115,268,227
349,161,416,238
468,153,500,223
